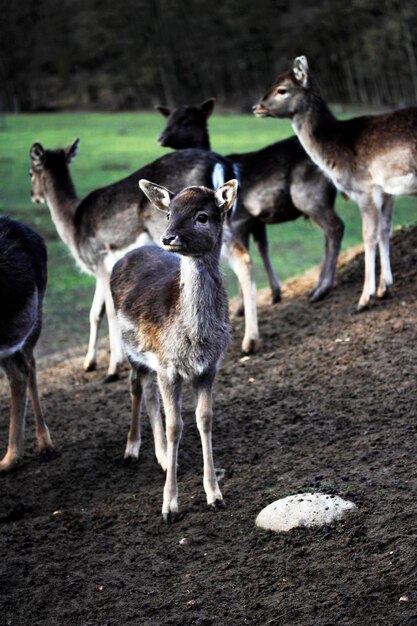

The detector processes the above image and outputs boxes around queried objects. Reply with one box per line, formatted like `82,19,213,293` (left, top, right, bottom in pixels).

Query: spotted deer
29,141,259,382
156,97,344,305
255,56,417,310
0,217,56,471
111,179,237,521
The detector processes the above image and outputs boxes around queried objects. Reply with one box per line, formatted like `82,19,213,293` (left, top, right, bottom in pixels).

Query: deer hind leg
377,195,394,299
221,227,259,354
358,195,381,311
292,179,344,302
252,221,282,304
0,354,29,472
142,371,167,471
124,366,167,470
27,352,56,461
84,278,105,372
102,273,124,383
157,373,183,523
228,222,250,317
193,370,224,508
308,204,344,301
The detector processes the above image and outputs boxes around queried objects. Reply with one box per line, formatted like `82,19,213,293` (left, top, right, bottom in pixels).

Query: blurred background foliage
1,0,416,113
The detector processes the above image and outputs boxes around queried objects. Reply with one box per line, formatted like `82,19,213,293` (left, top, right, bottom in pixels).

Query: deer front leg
193,370,224,509
377,195,394,299
158,373,183,523
357,196,380,311
27,353,56,461
84,279,105,372
221,227,259,354
0,355,29,472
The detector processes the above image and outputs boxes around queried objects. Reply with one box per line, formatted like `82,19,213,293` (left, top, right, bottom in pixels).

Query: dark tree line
1,0,416,112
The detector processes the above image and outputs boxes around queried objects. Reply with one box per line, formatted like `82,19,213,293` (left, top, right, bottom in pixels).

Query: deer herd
1,56,417,521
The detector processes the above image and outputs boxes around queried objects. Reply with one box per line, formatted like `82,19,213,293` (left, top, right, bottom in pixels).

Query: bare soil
2,227,417,626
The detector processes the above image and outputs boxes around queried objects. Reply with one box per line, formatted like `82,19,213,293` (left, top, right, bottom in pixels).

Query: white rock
255,492,357,532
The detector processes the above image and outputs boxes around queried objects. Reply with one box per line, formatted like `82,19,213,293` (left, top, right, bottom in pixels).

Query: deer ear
30,142,46,169
139,179,173,212
215,179,238,212
200,98,216,118
65,138,80,163
293,56,309,87
155,105,171,118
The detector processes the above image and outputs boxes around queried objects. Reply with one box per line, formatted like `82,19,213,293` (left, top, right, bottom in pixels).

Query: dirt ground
2,227,417,626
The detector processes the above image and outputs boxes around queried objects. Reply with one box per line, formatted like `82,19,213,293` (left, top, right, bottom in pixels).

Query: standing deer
111,179,237,521
0,217,56,471
254,55,417,310
29,141,258,382
156,97,344,305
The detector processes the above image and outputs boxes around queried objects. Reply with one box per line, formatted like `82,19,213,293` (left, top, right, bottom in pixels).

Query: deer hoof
309,285,331,303
162,511,180,525
271,287,281,304
209,498,226,511
103,373,119,384
40,446,60,462
83,361,97,373
377,285,391,300
0,456,21,473
241,338,258,355
122,456,138,467
355,302,370,314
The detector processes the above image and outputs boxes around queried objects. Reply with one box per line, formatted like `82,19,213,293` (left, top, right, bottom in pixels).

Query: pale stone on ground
255,492,357,532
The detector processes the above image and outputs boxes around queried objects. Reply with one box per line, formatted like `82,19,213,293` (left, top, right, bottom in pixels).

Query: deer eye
166,212,170,221
197,213,208,224
277,88,287,95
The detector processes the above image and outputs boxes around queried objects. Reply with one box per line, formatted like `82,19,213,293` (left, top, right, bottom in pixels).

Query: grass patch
1,111,417,354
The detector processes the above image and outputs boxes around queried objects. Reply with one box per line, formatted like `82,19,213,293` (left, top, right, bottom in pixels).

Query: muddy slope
1,227,417,625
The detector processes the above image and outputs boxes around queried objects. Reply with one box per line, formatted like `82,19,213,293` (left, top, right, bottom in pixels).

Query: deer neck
44,169,79,250
291,84,338,173
200,128,211,151
179,242,223,335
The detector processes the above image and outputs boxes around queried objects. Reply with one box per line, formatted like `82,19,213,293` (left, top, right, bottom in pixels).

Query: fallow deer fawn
156,98,344,305
255,56,417,310
0,217,56,471
111,179,237,521
29,141,258,382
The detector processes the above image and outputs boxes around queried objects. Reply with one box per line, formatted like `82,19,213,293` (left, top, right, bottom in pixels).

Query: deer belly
244,186,297,223
378,173,417,196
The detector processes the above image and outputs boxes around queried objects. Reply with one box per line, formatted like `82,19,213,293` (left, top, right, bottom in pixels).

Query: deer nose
162,234,177,246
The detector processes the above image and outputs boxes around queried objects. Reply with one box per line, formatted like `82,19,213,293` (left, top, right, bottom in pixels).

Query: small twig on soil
264,611,293,625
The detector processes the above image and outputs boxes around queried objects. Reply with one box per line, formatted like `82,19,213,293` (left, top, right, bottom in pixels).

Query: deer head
29,139,79,203
254,56,311,119
139,178,237,256
155,99,215,149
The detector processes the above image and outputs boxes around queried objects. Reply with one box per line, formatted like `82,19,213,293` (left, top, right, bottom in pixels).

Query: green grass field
1,111,417,355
